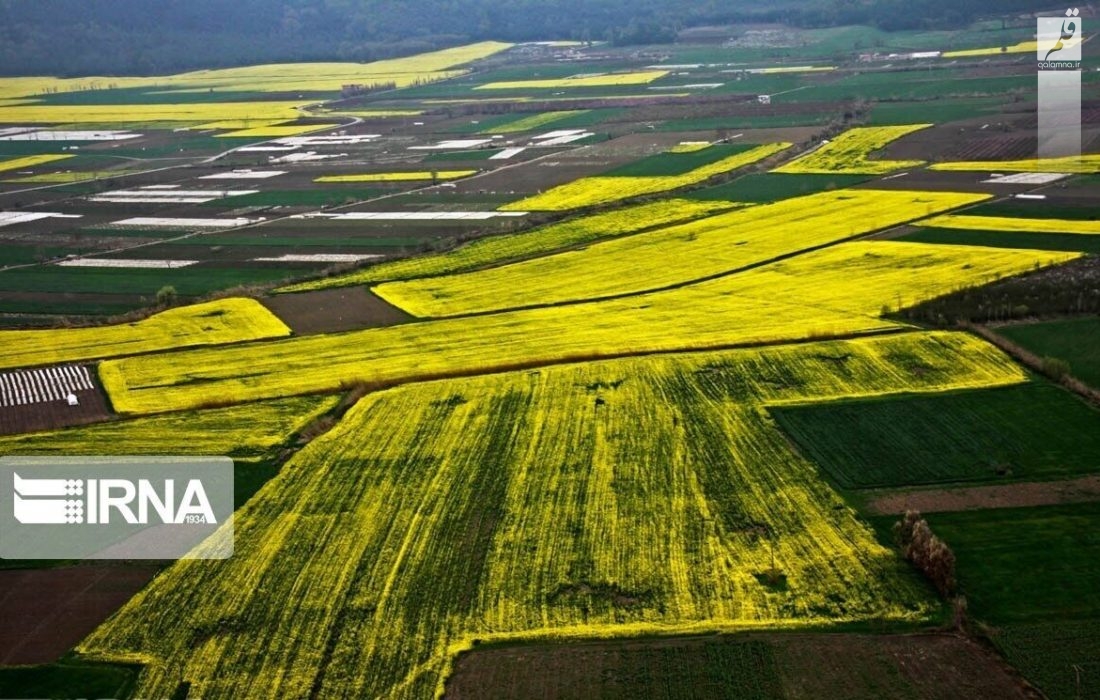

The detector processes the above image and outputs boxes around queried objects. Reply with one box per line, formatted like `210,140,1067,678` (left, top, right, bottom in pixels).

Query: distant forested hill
0,0,1055,76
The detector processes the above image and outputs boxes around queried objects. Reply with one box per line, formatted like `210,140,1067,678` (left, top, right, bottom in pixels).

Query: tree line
0,0,1053,76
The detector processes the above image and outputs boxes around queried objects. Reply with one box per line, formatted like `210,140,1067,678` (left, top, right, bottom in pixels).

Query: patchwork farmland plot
929,155,1100,174
0,395,337,462
772,383,1100,490
278,198,734,291
0,298,289,370
500,143,791,211
375,189,991,316
1,23,1098,698
774,125,931,175
899,228,1100,255
917,214,1100,235
998,317,1100,389
78,331,1030,699
97,237,1066,416
0,365,94,408
476,70,668,90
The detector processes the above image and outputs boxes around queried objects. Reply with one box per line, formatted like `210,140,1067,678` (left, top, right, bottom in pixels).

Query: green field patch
384,191,519,206
0,297,151,317
0,245,96,266
868,97,1009,125
898,228,1100,255
999,317,1100,389
203,188,383,208
0,662,138,700
688,173,870,203
0,265,313,297
604,144,755,177
657,112,835,131
912,503,1100,623
29,87,332,106
0,141,86,156
772,383,1100,490
967,200,1100,221
74,226,184,239
169,233,440,248
775,72,1034,103
994,619,1100,700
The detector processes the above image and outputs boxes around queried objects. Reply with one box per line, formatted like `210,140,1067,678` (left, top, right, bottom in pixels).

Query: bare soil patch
864,475,1100,515
445,631,1035,699
261,286,411,334
0,564,159,665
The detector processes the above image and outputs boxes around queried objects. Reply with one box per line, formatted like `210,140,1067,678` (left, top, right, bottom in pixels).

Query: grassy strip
998,317,1100,390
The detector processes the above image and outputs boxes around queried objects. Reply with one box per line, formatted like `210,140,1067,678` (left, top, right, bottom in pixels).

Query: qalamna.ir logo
12,472,217,525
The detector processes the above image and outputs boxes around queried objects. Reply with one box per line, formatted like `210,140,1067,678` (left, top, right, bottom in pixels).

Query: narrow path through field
864,474,1100,515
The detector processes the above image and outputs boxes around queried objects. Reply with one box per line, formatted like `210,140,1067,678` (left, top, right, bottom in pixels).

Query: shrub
893,509,957,598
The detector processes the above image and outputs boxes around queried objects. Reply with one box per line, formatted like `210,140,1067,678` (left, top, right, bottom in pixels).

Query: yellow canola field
100,241,1071,415
669,141,711,153
0,396,337,462
942,40,1041,58
378,189,991,317
501,142,791,211
477,70,668,90
0,101,307,124
215,123,336,138
277,199,736,292
774,124,931,175
0,298,290,371
0,154,73,173
189,119,288,130
918,214,1100,235
0,42,511,100
80,330,1027,699
315,170,477,183
0,42,511,123
482,110,590,133
2,171,134,184
929,155,1100,174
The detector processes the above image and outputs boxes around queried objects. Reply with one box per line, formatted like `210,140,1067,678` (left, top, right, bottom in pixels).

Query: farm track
863,475,1100,515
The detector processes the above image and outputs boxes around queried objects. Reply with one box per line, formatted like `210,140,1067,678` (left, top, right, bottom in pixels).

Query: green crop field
994,620,1100,700
0,662,138,700
898,228,1100,255
998,317,1100,389
688,173,871,203
966,200,1100,220
604,144,755,177
919,503,1100,623
772,383,1100,489
867,97,1012,125
203,188,383,207
0,266,312,298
